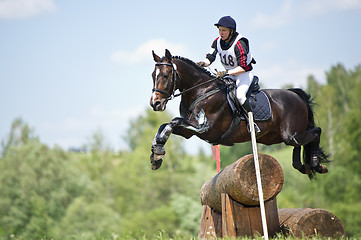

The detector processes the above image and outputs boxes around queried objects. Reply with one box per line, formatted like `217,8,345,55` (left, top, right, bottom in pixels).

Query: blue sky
1,0,361,153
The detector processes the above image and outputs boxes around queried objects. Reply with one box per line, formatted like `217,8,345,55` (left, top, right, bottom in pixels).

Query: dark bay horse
150,49,329,178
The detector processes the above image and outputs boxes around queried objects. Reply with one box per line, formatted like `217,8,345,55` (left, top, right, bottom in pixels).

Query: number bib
216,34,252,71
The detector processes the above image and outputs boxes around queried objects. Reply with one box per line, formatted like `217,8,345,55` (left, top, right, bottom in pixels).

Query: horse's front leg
150,123,171,170
150,114,209,170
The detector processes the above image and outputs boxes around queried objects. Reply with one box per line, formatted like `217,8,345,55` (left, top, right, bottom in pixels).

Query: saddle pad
241,91,272,121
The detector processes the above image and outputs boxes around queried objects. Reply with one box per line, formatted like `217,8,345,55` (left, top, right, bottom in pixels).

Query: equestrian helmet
214,16,236,31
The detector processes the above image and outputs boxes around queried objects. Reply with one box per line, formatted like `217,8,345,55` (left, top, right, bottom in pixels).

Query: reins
153,61,219,101
173,77,219,98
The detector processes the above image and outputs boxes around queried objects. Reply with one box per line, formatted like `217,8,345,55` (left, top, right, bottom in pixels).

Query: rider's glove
216,70,228,78
197,61,207,67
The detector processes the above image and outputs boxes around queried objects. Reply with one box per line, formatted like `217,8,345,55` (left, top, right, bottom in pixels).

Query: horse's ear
152,50,160,62
165,49,172,62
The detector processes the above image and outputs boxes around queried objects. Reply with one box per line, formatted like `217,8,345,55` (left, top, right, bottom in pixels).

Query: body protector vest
216,34,253,71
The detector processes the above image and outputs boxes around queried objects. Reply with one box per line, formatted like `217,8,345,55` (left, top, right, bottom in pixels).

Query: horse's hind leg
285,127,320,146
303,129,329,174
287,127,328,176
292,146,311,174
292,127,328,175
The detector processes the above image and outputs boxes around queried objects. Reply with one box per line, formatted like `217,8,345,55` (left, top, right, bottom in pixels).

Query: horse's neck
176,60,211,91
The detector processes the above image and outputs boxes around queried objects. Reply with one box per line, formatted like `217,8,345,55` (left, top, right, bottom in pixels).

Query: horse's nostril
154,101,161,107
153,101,163,111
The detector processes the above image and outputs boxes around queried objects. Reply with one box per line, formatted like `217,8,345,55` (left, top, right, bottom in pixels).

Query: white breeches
229,71,254,104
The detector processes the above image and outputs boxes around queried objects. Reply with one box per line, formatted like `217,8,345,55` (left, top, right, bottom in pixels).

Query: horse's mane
173,56,214,78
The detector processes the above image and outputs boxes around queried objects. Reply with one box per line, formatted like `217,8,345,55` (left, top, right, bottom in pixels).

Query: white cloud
110,38,189,65
250,0,293,29
0,0,56,19
250,0,361,30
301,0,361,17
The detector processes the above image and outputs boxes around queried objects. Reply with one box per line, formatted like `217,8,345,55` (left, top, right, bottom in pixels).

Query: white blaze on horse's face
150,65,171,111
151,91,157,106
151,69,161,107
155,68,161,80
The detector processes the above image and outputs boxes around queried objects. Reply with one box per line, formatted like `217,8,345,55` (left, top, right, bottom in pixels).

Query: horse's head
150,49,178,111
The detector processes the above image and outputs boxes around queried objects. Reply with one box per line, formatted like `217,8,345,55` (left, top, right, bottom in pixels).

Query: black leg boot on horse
290,125,329,178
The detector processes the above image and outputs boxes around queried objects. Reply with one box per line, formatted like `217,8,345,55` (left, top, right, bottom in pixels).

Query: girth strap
212,114,242,146
188,89,221,113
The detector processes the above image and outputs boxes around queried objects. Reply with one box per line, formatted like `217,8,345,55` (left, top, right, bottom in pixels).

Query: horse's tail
288,88,330,179
288,88,316,129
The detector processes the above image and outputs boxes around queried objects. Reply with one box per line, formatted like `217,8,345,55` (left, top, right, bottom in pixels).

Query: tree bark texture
279,208,345,238
221,194,280,238
200,154,284,212
198,205,222,239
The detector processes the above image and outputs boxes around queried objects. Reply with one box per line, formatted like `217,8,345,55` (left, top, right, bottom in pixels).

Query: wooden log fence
198,154,345,239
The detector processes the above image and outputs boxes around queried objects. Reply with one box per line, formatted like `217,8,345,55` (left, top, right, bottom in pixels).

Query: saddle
213,76,271,145
222,76,271,121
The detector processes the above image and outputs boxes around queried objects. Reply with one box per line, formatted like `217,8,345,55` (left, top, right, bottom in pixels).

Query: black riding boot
242,100,261,133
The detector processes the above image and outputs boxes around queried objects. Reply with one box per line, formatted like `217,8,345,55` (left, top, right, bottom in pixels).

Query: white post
248,112,269,240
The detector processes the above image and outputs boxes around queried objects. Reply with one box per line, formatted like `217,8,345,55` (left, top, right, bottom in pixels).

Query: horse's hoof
315,164,328,174
297,164,312,174
150,153,163,170
153,153,164,161
153,144,165,155
151,159,163,170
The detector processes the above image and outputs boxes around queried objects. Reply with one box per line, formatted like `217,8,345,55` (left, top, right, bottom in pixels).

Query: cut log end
238,154,284,203
279,208,345,238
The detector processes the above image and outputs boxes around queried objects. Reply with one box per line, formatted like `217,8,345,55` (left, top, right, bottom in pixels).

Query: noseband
152,62,180,100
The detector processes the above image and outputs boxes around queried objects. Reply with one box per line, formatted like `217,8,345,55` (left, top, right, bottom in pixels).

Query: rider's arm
234,38,252,72
227,66,246,75
203,38,218,67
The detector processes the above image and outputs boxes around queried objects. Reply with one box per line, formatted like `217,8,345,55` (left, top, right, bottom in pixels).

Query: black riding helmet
214,16,236,31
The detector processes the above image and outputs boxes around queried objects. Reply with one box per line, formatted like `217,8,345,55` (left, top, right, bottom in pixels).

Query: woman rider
198,16,259,132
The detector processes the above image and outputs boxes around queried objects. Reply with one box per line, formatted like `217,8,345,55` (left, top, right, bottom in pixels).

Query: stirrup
240,105,261,134
247,122,261,133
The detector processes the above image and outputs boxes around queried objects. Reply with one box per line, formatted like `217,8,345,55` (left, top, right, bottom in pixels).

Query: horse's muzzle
150,94,167,111
152,101,165,111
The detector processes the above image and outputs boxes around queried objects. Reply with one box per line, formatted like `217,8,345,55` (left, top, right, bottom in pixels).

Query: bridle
152,62,180,101
152,61,219,101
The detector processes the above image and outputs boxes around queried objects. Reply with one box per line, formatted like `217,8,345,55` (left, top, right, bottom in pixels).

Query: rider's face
218,26,231,41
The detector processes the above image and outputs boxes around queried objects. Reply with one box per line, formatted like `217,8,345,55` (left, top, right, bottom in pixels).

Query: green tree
219,142,253,168
306,74,320,96
53,197,121,239
111,108,214,236
0,113,217,239
85,128,112,153
125,109,177,151
306,64,361,236
336,65,361,172
0,140,86,239
1,117,37,157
